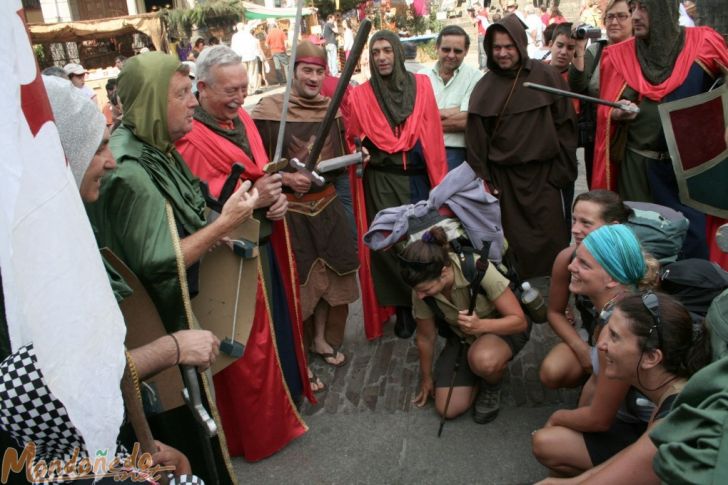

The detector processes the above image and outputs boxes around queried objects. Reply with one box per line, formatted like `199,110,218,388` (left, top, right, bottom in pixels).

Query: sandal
308,368,326,393
310,348,347,367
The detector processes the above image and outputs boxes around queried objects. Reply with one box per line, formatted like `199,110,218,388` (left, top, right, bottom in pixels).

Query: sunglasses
641,291,663,350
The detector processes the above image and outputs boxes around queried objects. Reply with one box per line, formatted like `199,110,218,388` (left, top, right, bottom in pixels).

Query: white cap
521,281,532,291
63,62,87,76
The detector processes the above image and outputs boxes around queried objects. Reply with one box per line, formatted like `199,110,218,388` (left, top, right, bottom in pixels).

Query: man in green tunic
87,52,257,482
88,53,256,333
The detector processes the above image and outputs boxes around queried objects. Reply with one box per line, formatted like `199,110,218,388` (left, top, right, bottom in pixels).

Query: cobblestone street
233,154,589,483
236,17,589,481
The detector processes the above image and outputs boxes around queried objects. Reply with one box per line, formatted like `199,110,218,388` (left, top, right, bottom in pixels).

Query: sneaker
473,381,501,424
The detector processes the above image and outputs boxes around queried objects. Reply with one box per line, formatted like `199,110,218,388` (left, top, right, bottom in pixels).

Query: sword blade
304,19,372,172
271,0,305,164
316,152,363,173
523,81,641,113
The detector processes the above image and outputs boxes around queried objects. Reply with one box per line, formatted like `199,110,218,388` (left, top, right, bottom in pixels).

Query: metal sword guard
181,365,217,437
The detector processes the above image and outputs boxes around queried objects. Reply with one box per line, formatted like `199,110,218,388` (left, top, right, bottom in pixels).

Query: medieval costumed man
466,14,578,280
251,41,360,381
176,45,314,461
592,0,728,264
346,30,447,340
86,52,260,480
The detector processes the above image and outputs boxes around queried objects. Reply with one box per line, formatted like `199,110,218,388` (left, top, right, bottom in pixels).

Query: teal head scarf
582,225,646,286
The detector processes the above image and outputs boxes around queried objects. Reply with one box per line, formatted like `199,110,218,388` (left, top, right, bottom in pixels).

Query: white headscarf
42,75,106,187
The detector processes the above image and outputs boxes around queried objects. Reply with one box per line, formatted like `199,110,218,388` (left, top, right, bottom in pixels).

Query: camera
573,24,602,40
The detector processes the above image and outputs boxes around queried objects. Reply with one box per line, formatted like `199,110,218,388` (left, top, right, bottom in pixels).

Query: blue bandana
582,225,646,286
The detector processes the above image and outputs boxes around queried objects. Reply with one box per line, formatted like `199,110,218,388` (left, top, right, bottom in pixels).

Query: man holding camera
466,14,577,280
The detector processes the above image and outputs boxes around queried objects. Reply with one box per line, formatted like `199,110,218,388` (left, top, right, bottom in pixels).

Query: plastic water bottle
521,282,547,324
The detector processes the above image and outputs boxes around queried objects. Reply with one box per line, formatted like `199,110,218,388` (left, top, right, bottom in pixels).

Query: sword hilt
289,158,326,186
199,163,246,213
181,365,217,437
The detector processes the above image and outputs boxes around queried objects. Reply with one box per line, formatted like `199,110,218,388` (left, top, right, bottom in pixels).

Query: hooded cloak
116,52,206,235
89,51,206,332
466,13,577,279
346,41,447,339
635,0,684,85
87,51,237,483
368,30,416,128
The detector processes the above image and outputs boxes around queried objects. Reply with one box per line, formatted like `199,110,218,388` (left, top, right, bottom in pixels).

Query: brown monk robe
466,14,577,279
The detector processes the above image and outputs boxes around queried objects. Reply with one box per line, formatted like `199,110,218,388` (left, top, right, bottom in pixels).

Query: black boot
394,306,416,339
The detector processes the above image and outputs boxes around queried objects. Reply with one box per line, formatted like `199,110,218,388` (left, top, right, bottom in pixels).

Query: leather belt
627,147,671,161
286,184,337,216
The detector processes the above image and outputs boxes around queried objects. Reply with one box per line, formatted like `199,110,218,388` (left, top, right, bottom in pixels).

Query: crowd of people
2,0,728,482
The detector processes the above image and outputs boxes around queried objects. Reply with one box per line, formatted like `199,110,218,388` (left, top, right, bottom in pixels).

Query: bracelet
170,333,181,366
125,351,142,397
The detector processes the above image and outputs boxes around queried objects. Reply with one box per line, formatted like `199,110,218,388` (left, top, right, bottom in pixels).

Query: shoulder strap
592,40,606,72
655,393,679,420
492,65,524,138
455,240,492,314
422,296,455,339
423,296,446,322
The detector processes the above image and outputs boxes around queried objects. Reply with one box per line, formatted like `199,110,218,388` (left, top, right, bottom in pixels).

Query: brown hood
484,13,531,74
250,92,340,122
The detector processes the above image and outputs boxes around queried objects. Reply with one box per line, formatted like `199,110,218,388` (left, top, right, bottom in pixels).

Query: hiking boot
473,381,501,424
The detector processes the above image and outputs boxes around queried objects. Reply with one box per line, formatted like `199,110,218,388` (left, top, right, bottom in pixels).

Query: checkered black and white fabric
0,343,86,463
171,474,206,485
0,344,205,485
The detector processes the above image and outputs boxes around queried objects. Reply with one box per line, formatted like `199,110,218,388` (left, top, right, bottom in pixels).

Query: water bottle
521,282,547,324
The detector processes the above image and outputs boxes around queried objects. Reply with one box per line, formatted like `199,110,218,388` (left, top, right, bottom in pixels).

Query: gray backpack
625,201,689,264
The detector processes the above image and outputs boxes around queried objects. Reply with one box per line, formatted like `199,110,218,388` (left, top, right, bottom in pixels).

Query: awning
242,1,316,20
28,13,167,52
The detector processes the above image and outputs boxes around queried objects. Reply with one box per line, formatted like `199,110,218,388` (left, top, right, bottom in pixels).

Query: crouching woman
536,292,712,484
400,227,529,424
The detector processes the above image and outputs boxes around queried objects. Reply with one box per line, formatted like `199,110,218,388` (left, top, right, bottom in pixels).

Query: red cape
592,27,728,191
347,75,447,339
176,108,313,461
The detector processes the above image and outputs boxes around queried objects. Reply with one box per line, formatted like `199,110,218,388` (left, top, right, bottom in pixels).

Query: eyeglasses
641,291,663,350
605,12,630,22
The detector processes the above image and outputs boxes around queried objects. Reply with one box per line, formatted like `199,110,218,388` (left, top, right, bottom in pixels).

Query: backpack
625,201,689,264
660,259,728,321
